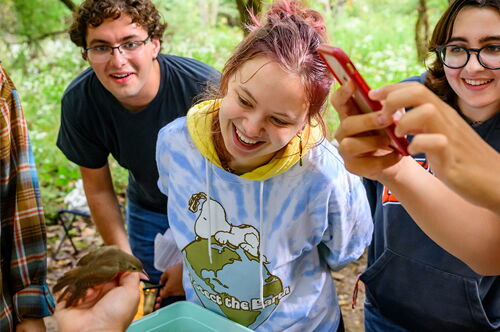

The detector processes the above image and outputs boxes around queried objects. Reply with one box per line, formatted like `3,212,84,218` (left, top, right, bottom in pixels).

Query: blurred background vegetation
0,0,448,220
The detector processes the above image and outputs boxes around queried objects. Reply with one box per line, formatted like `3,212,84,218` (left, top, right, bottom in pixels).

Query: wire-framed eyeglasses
436,44,500,70
84,36,152,63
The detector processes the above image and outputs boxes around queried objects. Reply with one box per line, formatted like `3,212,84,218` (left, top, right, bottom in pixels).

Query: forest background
1,0,449,219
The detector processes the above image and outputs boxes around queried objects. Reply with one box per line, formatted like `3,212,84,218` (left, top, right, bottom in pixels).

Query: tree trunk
415,0,430,63
235,0,263,35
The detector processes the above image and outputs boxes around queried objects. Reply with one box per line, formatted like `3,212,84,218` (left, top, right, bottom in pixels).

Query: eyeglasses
84,36,151,63
436,44,500,70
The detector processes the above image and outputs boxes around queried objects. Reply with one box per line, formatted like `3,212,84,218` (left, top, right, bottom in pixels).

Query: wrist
376,156,413,186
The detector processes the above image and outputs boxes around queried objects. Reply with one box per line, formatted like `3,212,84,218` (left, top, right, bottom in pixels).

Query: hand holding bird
54,271,141,332
53,245,144,308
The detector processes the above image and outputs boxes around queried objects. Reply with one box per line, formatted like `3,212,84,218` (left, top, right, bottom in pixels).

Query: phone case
318,44,409,156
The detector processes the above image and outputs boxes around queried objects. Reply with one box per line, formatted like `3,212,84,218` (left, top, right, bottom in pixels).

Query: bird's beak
141,269,150,281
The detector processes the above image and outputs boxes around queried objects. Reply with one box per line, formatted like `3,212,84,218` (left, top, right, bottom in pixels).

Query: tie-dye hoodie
156,100,373,331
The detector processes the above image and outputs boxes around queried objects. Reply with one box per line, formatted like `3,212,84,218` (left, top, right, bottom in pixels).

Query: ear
81,50,88,61
151,37,161,59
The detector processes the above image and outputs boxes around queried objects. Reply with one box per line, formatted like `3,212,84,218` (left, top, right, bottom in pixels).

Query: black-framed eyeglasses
436,44,500,70
84,36,152,63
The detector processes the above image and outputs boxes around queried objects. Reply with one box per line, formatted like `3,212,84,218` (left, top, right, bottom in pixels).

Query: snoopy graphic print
183,192,290,329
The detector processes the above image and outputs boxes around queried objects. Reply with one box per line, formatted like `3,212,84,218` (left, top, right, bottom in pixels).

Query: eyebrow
87,34,142,47
448,35,500,44
239,86,257,105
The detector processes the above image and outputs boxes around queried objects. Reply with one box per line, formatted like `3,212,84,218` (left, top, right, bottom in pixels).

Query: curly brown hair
69,0,166,49
425,0,500,110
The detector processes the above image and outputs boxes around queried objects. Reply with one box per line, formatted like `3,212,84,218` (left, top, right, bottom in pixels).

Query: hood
186,99,322,181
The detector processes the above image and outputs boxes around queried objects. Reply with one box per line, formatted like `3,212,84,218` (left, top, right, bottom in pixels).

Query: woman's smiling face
444,6,500,121
218,56,309,173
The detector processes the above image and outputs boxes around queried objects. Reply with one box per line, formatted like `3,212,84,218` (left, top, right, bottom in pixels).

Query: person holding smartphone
331,0,499,331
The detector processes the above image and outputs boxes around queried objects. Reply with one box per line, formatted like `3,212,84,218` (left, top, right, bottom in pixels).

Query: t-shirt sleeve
57,93,109,168
319,172,373,271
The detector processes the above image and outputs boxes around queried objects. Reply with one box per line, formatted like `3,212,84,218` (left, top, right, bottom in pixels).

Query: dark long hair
425,0,500,109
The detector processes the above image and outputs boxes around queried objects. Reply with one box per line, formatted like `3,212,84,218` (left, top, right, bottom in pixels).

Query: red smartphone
318,44,409,156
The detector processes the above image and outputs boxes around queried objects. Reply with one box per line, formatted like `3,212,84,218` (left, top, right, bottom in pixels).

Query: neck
458,99,499,124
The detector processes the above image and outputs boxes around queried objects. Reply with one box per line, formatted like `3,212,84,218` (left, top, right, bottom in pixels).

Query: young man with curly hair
57,0,219,293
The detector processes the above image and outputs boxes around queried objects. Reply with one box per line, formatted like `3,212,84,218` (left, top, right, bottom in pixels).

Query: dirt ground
44,216,366,332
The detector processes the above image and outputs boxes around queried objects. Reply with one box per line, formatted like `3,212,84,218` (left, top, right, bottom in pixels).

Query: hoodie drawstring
205,159,213,264
259,181,265,309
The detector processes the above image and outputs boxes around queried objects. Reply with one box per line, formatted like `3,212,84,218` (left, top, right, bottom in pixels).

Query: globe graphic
183,237,285,329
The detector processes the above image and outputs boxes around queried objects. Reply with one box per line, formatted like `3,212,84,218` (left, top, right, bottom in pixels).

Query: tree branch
60,0,77,12
32,29,68,42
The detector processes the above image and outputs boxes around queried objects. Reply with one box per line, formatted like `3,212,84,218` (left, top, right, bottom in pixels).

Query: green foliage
12,0,68,40
1,0,448,221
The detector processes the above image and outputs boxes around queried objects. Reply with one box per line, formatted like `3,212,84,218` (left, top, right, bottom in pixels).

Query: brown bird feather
53,245,143,307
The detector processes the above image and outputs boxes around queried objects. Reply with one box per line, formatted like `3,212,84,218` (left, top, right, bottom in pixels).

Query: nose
464,52,485,72
242,113,264,138
109,48,127,67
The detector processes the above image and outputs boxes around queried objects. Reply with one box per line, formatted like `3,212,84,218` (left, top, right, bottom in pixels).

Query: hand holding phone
318,44,409,156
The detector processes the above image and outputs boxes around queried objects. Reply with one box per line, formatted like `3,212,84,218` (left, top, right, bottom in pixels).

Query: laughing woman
332,0,500,331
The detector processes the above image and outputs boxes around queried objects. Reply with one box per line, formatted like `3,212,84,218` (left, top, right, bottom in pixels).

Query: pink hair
217,0,333,136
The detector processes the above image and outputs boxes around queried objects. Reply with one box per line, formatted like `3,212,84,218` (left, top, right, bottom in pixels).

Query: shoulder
306,140,364,187
401,72,427,84
308,140,346,172
158,54,219,82
158,116,188,141
62,67,95,101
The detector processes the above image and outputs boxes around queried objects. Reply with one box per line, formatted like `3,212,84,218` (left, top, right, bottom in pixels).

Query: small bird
53,245,144,308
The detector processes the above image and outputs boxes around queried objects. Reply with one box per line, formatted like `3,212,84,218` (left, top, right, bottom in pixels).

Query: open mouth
110,73,133,79
463,78,493,86
233,125,263,148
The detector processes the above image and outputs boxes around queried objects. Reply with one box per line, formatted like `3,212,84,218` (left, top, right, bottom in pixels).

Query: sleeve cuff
13,284,55,321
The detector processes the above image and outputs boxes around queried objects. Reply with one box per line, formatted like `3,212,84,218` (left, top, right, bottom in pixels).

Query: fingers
394,103,438,136
338,134,392,157
159,270,169,286
408,133,448,156
335,112,390,143
330,80,359,120
370,82,440,122
120,272,140,288
158,264,184,299
139,271,149,281
342,152,402,179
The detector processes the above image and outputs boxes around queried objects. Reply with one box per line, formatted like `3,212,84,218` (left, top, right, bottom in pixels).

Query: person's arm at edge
332,81,500,275
80,165,132,254
379,157,500,276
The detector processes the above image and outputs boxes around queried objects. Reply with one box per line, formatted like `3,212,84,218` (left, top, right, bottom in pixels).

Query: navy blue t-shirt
361,74,500,331
57,54,219,213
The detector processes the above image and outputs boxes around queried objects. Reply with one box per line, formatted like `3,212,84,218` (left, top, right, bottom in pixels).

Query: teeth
112,73,130,78
236,128,258,144
464,79,492,86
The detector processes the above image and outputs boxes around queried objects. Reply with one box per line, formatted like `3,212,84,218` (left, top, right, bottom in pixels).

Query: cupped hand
16,318,46,332
54,272,140,332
